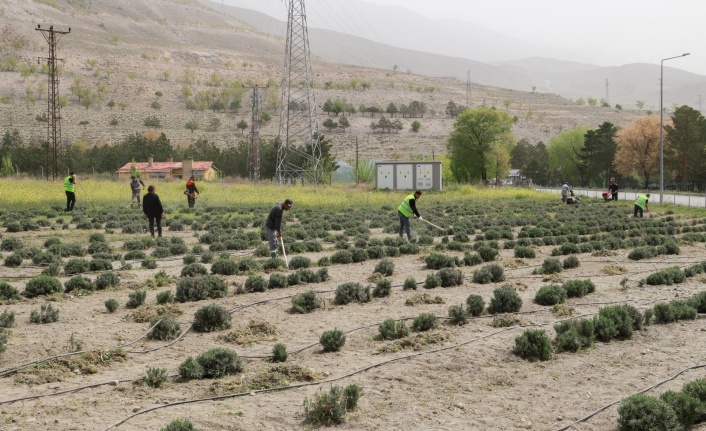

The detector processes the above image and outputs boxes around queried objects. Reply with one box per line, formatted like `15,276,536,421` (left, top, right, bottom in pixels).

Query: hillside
0,0,647,167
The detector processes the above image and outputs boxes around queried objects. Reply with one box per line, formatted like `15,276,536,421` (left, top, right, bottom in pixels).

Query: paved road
534,187,706,208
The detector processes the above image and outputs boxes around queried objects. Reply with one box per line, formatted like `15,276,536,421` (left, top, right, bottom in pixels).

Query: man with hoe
398,191,422,240
265,199,293,259
64,171,77,212
129,175,146,208
634,193,650,218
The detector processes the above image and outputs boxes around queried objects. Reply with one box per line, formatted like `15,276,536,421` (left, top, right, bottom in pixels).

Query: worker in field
129,176,146,208
64,171,77,212
184,176,199,208
609,181,619,201
265,199,293,259
142,185,164,238
398,190,422,240
561,181,570,204
633,193,650,218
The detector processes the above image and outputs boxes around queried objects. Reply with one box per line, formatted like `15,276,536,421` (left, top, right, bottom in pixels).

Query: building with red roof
116,155,218,181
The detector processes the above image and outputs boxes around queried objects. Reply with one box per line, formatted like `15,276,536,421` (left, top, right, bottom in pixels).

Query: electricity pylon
276,0,322,185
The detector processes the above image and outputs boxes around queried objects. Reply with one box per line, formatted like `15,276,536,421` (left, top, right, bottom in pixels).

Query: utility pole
605,79,609,106
698,94,702,113
276,0,322,185
36,24,70,181
355,136,359,184
466,70,471,107
245,85,267,182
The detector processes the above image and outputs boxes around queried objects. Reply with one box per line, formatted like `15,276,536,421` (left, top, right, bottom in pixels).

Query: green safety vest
634,195,648,209
64,176,76,193
398,194,415,217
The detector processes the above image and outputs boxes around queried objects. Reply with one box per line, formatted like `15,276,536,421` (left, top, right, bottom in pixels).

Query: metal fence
534,187,706,209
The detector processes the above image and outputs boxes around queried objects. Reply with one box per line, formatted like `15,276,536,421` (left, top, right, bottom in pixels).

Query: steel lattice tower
36,24,70,181
247,85,264,182
276,0,322,185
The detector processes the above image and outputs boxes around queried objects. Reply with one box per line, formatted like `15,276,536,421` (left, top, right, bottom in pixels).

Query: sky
224,0,706,75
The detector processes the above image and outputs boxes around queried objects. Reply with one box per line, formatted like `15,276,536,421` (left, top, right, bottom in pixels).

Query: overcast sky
224,0,705,75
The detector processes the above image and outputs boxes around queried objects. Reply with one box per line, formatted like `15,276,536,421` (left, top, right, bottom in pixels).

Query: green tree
208,117,222,131
338,116,350,132
109,118,118,130
150,101,162,111
386,103,398,118
446,107,514,183
587,97,597,106
1,155,13,176
411,120,421,132
185,120,199,133
579,122,618,187
547,127,590,184
236,119,248,135
636,100,645,111
106,99,115,110
322,118,338,132
143,115,161,130
664,105,706,190
510,139,550,185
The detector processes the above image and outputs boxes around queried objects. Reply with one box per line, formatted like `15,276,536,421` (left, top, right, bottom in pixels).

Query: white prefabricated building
375,161,442,190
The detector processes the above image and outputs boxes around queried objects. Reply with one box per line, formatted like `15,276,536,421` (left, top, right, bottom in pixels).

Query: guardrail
534,187,706,208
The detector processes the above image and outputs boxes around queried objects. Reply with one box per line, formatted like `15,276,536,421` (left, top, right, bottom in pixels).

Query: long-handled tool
77,181,96,209
279,234,289,267
127,195,137,208
418,217,445,232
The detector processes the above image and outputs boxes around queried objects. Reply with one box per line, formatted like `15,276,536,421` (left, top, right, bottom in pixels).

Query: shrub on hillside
320,328,346,352
514,246,535,259
554,318,595,352
178,347,242,380
24,275,62,298
645,267,685,285
403,277,417,290
175,275,228,302
291,291,322,314
126,290,147,309
378,319,409,340
374,258,395,276
617,394,680,431
304,384,361,426
534,284,566,306
29,304,59,324
64,275,95,293
466,294,485,316
412,312,438,332
563,255,580,269
244,275,267,293
334,282,371,305
563,279,595,298
148,315,181,341
372,279,392,297
437,267,464,287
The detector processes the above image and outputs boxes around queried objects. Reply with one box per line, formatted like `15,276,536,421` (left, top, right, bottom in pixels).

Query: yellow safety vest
64,176,76,193
634,195,648,209
397,194,415,217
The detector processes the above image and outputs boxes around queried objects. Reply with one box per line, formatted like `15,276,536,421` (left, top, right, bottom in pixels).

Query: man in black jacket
142,185,164,238
265,199,293,258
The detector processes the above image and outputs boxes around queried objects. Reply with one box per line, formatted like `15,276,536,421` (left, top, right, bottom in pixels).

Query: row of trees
323,98,429,119
0,130,337,182
448,105,706,191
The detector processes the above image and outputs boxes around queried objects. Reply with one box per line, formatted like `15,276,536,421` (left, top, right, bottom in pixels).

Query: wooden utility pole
355,136,359,184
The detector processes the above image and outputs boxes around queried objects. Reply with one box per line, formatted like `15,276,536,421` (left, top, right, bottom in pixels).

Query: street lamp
660,52,690,204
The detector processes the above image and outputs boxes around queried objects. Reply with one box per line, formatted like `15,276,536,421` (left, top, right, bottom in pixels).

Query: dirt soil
2,222,706,431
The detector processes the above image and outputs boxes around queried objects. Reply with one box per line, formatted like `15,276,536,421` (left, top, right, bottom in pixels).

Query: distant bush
148,315,181,341
192,304,231,333
534,284,566,306
378,319,409,340
178,347,242,379
330,250,353,264
64,275,95,293
181,263,208,278
423,273,441,289
304,384,361,426
105,298,119,313
0,282,20,301
563,279,595,298
320,328,346,352
403,277,417,290
660,390,701,428
0,309,15,328
126,289,147,308
156,290,175,304
437,268,464,287
563,255,580,269
24,275,62,297
488,286,522,314
4,253,22,268
513,329,552,361
334,282,371,305
244,275,267,293
628,246,657,261
372,279,392,297
95,271,120,290
291,291,322,314
271,343,288,363
29,304,59,324
594,305,633,341
465,294,485,316
268,273,288,289
539,258,563,274
175,275,228,302
463,253,483,266
448,305,468,325
288,256,311,270
477,246,498,262
645,267,685,285
425,253,459,270
412,312,438,332
617,394,680,431
374,258,395,276
144,367,169,389
554,318,595,352
514,246,535,259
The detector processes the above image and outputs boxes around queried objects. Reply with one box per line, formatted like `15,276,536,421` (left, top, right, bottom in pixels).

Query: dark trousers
398,211,411,240
612,192,618,201
65,191,76,211
187,195,195,208
633,205,644,218
132,192,141,206
148,215,162,237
